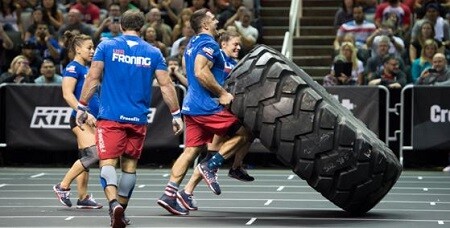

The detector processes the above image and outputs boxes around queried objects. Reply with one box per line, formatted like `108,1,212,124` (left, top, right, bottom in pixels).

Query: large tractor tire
226,45,402,214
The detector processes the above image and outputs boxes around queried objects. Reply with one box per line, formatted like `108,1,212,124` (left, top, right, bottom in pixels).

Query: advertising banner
412,86,450,150
2,85,180,151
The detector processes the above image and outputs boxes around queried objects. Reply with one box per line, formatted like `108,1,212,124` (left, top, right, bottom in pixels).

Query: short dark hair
190,8,209,34
121,10,145,33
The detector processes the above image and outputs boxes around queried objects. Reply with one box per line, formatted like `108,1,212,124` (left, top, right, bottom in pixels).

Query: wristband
171,109,181,118
77,102,89,112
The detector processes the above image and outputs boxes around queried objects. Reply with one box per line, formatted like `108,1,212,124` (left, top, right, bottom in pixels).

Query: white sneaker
443,166,450,172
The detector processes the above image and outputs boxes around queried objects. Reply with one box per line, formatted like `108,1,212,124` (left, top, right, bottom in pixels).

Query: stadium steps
260,0,340,83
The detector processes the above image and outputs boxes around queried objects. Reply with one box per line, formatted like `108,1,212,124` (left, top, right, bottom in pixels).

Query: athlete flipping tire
225,45,402,214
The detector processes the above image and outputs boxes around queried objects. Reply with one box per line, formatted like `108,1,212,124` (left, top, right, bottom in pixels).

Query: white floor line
264,199,273,206
276,186,284,191
64,216,74,221
30,173,45,178
287,175,294,180
138,185,145,188
438,220,444,224
245,217,257,225
0,184,6,188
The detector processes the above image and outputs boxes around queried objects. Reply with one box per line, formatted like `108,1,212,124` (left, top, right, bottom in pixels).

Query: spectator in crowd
409,20,445,63
27,22,61,62
70,0,101,27
374,0,412,37
169,37,189,64
224,6,258,58
93,16,122,44
416,52,450,85
366,20,405,59
34,58,62,84
411,2,450,44
0,0,24,36
144,8,172,47
20,41,42,77
171,8,193,42
365,35,407,81
143,26,168,57
170,20,194,57
0,21,14,72
17,0,40,12
0,55,34,83
323,42,364,86
334,4,376,63
189,0,208,13
411,39,438,83
117,0,139,14
334,0,355,29
414,0,449,19
24,7,55,41
368,54,407,88
58,8,94,38
217,0,242,29
41,0,64,30
76,10,182,227
149,0,179,28
92,3,121,40
166,56,187,86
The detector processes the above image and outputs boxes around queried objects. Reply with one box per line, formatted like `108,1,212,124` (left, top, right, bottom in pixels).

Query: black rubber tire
225,45,402,214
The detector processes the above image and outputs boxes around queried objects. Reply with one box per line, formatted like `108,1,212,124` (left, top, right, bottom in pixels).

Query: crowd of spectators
327,0,450,88
0,0,262,84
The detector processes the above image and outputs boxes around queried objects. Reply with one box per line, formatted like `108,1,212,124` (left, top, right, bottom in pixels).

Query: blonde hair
420,39,438,64
8,55,29,74
339,42,358,70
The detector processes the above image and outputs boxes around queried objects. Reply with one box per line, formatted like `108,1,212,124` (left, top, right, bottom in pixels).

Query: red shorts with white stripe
184,109,241,147
96,120,147,160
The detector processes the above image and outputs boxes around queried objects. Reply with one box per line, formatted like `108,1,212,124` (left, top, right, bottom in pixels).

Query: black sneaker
228,167,255,182
176,190,198,211
157,194,189,215
76,194,103,209
197,162,221,195
53,183,72,207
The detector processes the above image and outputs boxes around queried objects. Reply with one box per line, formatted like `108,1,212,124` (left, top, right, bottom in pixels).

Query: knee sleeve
79,146,99,170
100,165,117,190
118,171,136,199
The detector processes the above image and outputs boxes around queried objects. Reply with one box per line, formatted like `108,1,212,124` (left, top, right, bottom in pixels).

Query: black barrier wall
0,84,181,151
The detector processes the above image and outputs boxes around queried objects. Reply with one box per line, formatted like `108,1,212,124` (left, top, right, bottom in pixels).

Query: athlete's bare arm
155,69,181,114
194,54,233,106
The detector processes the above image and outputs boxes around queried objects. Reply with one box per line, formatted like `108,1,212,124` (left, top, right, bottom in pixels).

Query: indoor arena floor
0,167,449,227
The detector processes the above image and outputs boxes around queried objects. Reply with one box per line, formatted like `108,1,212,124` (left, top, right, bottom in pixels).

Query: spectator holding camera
0,55,34,83
366,20,404,59
165,56,187,87
93,16,122,44
416,53,450,85
27,22,61,62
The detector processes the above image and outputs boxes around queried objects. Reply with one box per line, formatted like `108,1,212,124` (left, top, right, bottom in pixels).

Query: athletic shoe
228,167,255,182
176,190,198,211
53,183,72,207
443,165,450,172
157,194,189,215
110,203,126,228
197,162,221,195
109,212,131,226
76,194,103,209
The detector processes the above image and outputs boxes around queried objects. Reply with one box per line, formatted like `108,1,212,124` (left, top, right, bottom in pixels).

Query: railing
281,0,301,60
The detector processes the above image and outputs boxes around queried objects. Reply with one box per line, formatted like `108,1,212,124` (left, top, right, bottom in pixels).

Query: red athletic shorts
96,120,147,160
184,109,241,147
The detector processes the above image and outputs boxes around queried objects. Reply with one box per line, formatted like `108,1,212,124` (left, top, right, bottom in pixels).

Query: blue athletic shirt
182,33,231,116
221,49,237,79
93,35,167,125
63,61,100,117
